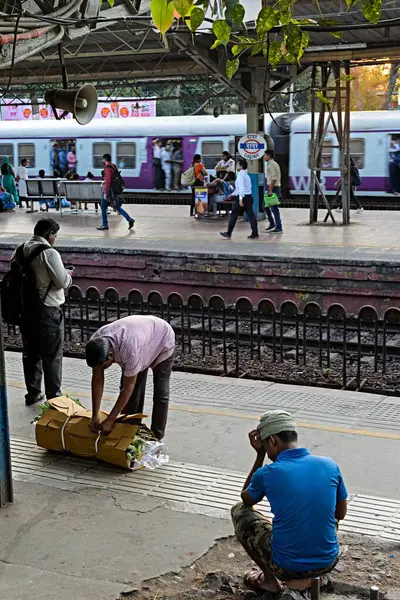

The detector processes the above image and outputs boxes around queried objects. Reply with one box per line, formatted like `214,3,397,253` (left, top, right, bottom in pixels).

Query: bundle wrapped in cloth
34,396,169,471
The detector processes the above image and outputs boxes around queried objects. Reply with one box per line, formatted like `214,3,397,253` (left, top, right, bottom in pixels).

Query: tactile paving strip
10,437,400,541
6,353,393,432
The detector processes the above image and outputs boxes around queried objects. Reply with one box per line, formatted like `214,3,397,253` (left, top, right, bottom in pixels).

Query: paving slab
0,481,231,600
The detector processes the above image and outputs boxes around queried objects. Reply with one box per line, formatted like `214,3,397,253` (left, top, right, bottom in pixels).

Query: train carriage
0,112,399,199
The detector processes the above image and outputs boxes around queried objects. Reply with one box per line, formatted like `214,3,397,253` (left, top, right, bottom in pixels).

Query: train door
387,133,400,194
49,137,77,177
151,136,183,190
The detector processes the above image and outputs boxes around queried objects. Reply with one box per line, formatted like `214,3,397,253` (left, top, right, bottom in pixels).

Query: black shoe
265,224,275,231
25,392,45,407
97,225,109,231
248,234,260,239
220,232,231,239
128,219,135,230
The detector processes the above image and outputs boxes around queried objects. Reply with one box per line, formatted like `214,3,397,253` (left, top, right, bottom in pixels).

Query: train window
0,144,14,165
201,141,223,169
308,139,333,168
117,142,136,169
350,139,365,169
93,142,111,169
229,140,236,158
18,143,35,168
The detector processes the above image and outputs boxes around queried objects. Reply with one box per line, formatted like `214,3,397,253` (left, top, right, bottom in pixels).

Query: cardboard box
35,396,146,469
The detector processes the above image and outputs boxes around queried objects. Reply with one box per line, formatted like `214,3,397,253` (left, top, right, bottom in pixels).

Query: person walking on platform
264,150,283,234
13,218,73,405
16,158,30,209
190,154,208,216
220,158,259,240
97,153,135,231
85,315,175,440
1,156,19,206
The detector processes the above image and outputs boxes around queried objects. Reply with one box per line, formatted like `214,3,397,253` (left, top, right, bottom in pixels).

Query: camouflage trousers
231,502,338,582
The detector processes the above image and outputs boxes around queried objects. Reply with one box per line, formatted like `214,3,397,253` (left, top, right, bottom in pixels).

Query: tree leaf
232,3,245,27
263,40,283,67
340,74,357,81
106,0,114,7
250,41,264,56
361,0,382,24
173,0,193,17
226,58,240,79
188,6,205,30
212,19,231,45
317,91,331,105
150,0,175,35
330,31,343,39
231,44,244,56
256,6,280,37
210,39,222,50
345,0,358,9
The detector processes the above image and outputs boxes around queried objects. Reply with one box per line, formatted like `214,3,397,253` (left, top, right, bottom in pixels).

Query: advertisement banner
0,98,156,121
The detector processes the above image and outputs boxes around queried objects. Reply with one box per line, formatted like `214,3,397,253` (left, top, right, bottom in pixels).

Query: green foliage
316,91,331,105
173,0,193,16
226,58,240,79
148,0,384,71
361,0,382,24
150,0,175,35
188,6,205,30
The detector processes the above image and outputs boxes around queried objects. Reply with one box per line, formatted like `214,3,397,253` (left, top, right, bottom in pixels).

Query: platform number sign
238,134,266,161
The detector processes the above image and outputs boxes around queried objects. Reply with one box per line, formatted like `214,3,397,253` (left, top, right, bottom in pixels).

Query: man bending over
85,315,175,439
232,410,347,594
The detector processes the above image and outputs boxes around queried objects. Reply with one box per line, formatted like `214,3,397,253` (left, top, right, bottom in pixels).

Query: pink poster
1,98,156,121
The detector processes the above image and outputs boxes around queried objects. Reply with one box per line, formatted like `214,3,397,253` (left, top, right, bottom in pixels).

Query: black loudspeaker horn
44,84,98,125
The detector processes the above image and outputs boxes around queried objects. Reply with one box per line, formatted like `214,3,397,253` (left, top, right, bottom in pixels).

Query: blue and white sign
238,133,266,161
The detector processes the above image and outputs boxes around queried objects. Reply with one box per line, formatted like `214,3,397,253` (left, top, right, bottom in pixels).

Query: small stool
285,576,320,599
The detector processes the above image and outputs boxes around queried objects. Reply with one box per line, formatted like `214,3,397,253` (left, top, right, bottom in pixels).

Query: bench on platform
59,181,103,216
26,179,60,214
26,179,104,217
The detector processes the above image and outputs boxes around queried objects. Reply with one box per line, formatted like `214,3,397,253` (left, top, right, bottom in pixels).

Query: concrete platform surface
2,205,400,265
3,351,400,599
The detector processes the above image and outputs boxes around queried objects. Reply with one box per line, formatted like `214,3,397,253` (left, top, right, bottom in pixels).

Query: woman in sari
1,156,19,205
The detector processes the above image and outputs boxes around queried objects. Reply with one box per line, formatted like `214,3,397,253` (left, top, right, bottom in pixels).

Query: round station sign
238,133,266,161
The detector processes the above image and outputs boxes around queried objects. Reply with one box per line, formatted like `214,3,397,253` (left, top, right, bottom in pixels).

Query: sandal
244,569,284,594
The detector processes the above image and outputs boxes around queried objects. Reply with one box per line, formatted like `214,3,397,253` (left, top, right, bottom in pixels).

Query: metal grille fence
4,285,400,395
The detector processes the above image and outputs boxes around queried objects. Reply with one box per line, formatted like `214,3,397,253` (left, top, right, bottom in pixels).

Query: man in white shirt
161,143,173,191
152,139,162,189
220,158,259,239
14,218,72,405
17,158,30,209
265,150,283,234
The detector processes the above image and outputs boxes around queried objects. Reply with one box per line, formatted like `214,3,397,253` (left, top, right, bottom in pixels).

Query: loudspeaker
44,84,98,125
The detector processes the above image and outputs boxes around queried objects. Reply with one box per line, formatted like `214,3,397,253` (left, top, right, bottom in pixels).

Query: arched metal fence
4,285,400,395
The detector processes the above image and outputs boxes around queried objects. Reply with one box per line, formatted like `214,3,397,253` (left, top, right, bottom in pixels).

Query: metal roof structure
1,0,400,102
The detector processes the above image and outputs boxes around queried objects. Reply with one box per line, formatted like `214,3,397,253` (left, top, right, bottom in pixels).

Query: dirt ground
122,535,400,600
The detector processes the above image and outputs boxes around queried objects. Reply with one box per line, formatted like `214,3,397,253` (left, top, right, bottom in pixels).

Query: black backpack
107,164,125,196
1,243,52,325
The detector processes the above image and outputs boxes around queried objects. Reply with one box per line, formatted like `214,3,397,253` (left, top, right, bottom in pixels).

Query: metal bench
58,181,103,216
26,179,61,214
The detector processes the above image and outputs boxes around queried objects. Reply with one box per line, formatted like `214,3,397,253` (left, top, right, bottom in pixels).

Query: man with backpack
97,153,135,231
2,218,73,405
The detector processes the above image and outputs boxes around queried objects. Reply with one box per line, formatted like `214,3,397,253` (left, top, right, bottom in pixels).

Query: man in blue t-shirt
232,409,348,594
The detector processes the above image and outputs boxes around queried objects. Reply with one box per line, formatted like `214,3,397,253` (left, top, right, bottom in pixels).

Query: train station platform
0,205,399,313
3,351,400,600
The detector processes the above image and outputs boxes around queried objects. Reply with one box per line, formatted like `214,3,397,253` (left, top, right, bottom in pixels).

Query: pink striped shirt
92,315,175,377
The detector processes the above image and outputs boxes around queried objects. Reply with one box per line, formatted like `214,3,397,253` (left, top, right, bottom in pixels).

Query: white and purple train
0,111,399,197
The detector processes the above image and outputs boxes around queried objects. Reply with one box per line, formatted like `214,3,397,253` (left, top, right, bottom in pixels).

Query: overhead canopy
0,0,399,100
